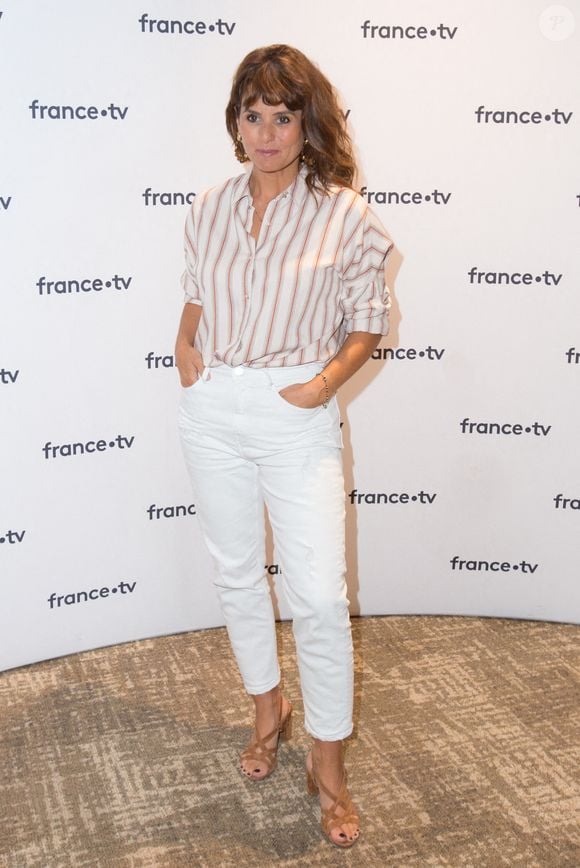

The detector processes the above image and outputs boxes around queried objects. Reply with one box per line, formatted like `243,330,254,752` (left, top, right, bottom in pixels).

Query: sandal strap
240,696,291,773
312,761,360,835
240,741,277,767
322,806,360,833
314,766,348,807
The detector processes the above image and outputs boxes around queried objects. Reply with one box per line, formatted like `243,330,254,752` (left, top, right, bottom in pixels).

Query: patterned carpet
0,615,579,868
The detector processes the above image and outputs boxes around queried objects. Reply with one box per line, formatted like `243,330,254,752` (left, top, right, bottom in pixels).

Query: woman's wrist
175,334,194,351
316,372,331,407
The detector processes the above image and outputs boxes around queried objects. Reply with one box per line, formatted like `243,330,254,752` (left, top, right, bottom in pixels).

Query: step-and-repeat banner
1,1,579,670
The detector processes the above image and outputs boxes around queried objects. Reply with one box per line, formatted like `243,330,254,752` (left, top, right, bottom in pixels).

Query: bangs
240,63,304,112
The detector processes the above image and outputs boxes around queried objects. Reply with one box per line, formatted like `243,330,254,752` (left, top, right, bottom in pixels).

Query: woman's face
237,96,304,178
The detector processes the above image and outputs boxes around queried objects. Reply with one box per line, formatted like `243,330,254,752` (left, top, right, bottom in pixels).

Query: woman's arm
174,303,204,387
279,331,382,408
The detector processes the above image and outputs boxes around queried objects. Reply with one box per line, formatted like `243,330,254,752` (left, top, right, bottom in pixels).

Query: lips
256,149,279,156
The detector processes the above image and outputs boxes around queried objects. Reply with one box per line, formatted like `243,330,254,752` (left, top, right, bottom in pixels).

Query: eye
245,113,259,123
277,115,291,124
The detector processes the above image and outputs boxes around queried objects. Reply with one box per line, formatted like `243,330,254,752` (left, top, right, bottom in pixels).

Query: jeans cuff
304,721,354,741
243,671,281,696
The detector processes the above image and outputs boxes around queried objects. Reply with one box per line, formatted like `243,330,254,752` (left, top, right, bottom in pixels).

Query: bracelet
317,372,330,408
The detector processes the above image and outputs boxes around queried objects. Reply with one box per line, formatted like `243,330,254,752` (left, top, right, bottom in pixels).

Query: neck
249,161,300,203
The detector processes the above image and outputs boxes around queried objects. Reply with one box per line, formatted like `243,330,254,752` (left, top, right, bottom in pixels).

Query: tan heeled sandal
306,750,360,848
239,693,292,781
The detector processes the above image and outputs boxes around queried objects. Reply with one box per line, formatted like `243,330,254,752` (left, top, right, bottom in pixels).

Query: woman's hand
278,378,327,408
175,340,204,387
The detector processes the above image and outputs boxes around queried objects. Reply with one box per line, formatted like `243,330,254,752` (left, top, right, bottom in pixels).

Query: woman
175,44,394,848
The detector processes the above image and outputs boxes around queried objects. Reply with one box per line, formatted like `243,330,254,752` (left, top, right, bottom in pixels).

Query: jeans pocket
182,380,201,391
181,367,208,392
270,384,322,414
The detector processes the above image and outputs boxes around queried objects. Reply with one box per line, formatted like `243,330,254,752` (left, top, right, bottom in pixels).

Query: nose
260,121,276,143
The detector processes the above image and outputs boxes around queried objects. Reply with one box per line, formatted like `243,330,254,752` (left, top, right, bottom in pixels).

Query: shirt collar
233,163,310,214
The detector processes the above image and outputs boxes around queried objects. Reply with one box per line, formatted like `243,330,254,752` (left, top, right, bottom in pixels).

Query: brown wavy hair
225,44,356,194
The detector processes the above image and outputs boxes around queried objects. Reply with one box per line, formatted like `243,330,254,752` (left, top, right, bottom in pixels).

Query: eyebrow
242,107,296,116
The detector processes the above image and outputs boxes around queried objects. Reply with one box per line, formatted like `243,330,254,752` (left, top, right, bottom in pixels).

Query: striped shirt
181,163,394,368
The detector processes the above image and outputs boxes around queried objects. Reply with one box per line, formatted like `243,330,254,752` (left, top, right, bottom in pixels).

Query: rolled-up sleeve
180,199,204,305
340,201,394,336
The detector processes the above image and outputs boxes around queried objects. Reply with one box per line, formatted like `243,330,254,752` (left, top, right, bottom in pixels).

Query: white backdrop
1,0,579,671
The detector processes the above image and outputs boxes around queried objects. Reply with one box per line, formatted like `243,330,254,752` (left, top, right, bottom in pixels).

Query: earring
300,137,316,167
234,133,249,163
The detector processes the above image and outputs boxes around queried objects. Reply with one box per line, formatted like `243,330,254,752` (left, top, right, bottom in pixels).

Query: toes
331,824,360,846
240,762,266,781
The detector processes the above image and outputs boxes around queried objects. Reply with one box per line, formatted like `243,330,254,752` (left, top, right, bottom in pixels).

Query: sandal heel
280,708,292,741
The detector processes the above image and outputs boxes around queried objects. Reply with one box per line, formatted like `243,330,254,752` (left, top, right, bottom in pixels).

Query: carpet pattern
0,615,579,867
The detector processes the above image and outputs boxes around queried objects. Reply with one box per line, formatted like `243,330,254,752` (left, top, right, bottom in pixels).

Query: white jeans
177,361,353,741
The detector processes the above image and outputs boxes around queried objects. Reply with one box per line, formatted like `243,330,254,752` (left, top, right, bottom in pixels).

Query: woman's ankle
251,684,282,716
312,737,344,758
